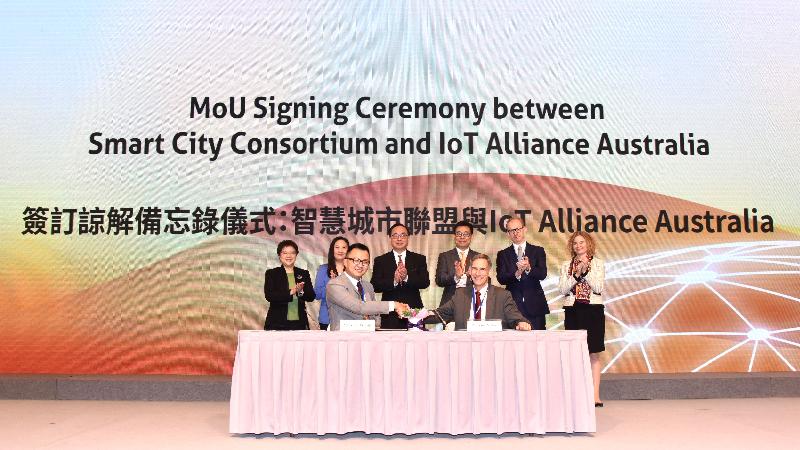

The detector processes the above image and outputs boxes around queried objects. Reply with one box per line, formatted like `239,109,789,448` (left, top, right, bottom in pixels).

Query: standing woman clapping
558,231,606,407
264,240,316,330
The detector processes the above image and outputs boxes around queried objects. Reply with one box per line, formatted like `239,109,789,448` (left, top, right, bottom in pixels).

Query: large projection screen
2,1,798,375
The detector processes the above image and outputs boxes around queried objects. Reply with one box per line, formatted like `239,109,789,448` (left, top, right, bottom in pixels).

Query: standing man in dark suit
435,220,480,306
371,223,430,329
426,254,531,330
496,217,549,329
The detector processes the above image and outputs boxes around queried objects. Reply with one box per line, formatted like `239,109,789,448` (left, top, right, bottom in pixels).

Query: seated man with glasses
496,217,549,329
371,223,430,329
326,243,410,331
425,254,531,331
435,220,481,307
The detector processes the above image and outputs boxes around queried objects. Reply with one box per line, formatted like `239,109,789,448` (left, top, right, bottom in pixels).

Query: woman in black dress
263,240,315,330
558,231,606,406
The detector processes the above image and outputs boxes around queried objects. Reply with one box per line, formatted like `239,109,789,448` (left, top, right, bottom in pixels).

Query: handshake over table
393,301,411,316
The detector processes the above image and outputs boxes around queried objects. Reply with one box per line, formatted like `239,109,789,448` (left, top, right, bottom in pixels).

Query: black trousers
528,314,546,330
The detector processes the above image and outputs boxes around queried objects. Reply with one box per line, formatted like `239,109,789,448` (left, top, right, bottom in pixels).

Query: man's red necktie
474,290,482,320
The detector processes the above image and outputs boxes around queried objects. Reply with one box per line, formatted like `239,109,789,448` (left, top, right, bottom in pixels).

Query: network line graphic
542,241,800,373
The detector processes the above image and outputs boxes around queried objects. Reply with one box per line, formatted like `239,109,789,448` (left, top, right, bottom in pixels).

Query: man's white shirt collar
344,272,361,290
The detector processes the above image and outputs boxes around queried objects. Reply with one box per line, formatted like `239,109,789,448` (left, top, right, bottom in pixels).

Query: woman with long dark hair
314,236,350,330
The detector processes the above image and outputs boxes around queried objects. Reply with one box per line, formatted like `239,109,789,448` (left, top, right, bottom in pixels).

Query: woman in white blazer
558,231,606,407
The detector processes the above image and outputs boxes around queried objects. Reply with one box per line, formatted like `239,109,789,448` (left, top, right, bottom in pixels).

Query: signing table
229,330,595,435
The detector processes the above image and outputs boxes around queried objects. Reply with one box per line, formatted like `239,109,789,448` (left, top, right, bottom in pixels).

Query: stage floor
2,398,797,449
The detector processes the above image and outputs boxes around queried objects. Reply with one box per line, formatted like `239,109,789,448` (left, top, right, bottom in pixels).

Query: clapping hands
573,258,589,277
515,256,531,277
394,261,408,284
290,281,305,295
454,259,465,278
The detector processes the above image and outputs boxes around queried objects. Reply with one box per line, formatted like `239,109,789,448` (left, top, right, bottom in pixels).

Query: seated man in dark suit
496,217,549,329
434,220,480,307
426,254,531,331
371,223,430,329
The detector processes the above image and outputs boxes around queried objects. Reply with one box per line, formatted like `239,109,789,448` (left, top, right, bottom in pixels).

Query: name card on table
340,320,376,332
467,320,502,332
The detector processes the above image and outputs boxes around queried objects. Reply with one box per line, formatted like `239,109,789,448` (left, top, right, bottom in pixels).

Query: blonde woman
558,231,605,407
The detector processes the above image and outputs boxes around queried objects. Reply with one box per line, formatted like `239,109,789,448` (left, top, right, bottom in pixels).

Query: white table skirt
229,330,596,435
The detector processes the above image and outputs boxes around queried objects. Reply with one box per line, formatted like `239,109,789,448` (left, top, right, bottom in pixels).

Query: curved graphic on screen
2,174,797,375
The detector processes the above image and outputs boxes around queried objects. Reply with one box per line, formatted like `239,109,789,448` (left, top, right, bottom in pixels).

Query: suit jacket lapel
466,249,479,267
341,276,361,302
486,285,495,319
507,245,516,262
362,280,374,301
464,250,477,286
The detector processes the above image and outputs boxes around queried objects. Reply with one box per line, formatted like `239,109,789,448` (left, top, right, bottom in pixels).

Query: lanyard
471,288,483,320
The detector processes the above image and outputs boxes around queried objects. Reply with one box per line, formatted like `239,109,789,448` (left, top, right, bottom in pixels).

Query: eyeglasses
506,226,524,234
390,233,409,239
345,257,371,267
454,231,472,238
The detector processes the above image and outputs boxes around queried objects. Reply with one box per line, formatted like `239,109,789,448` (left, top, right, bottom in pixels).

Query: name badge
340,320,376,332
467,320,502,332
